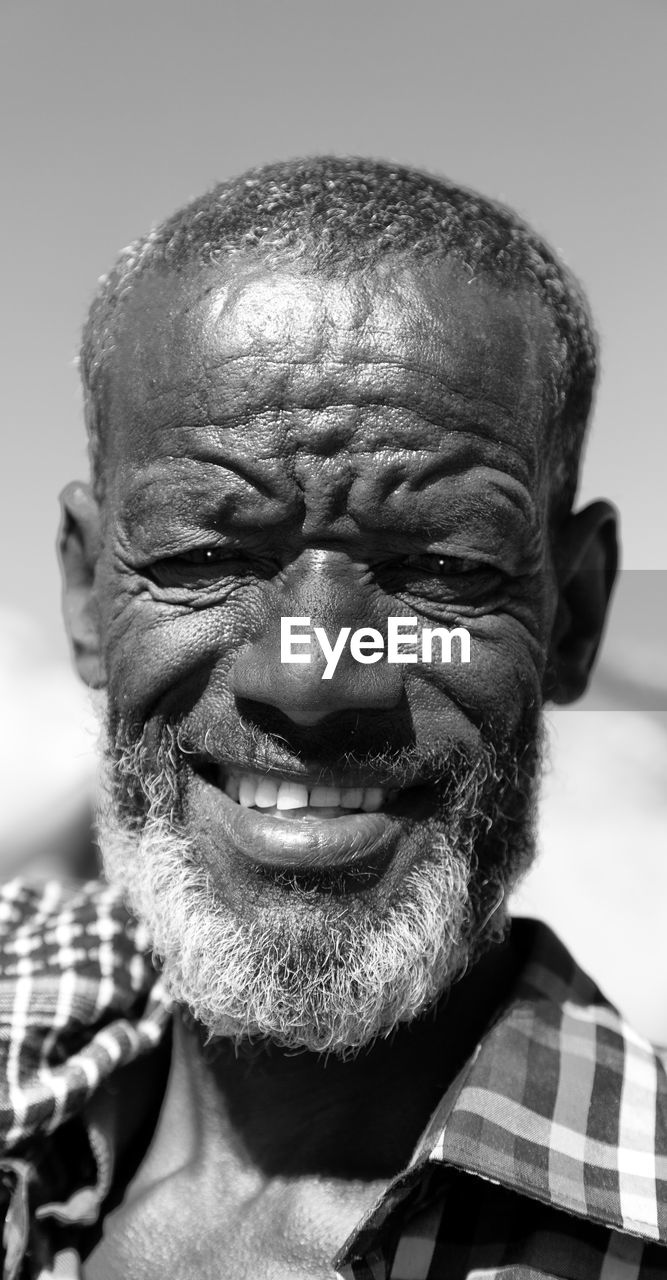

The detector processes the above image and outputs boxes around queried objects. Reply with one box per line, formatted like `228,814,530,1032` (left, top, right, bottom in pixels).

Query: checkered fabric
0,879,171,1279
0,877,665,1279
334,927,667,1279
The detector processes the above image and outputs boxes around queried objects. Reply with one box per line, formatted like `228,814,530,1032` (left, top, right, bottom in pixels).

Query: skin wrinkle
207,307,549,405
114,433,536,486
113,430,540,550
107,385,543,525
115,437,538,529
129,364,538,456
110,408,535,488
105,267,551,438
192,349,533,410
113,448,530,496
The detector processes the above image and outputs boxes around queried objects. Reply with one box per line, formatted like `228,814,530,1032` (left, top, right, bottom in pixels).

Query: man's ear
545,500,619,705
58,481,106,688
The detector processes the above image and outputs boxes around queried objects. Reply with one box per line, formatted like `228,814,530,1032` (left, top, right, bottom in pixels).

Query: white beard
98,806,478,1056
95,706,536,1056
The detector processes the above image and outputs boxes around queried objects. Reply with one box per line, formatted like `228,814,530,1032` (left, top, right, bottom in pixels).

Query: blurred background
1,0,665,1038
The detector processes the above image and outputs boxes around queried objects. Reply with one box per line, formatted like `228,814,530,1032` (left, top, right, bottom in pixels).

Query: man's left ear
546,500,619,705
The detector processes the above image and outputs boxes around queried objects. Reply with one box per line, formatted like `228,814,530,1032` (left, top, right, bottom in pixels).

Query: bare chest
84,1155,386,1280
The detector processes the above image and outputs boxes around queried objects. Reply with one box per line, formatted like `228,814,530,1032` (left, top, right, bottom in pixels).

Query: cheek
405,615,547,746
98,576,264,720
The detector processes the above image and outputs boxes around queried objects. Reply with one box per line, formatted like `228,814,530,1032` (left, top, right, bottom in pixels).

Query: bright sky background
1,0,665,660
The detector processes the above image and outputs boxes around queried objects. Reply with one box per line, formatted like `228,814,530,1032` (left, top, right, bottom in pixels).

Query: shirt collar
335,919,667,1272
410,920,666,1242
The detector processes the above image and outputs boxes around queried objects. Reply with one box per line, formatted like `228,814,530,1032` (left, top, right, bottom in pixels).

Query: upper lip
194,757,415,792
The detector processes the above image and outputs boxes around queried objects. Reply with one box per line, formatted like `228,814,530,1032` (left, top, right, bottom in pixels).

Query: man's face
87,255,559,1052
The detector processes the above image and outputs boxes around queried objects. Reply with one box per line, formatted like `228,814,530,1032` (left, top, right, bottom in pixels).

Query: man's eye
148,548,263,588
394,554,505,600
406,554,482,577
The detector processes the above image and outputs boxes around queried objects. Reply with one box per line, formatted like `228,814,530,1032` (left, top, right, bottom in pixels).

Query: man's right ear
58,481,106,688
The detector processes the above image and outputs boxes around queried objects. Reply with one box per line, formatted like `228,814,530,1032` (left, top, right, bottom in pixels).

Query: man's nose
229,552,403,726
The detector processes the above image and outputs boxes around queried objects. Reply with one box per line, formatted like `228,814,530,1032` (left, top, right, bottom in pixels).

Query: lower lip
189,773,425,871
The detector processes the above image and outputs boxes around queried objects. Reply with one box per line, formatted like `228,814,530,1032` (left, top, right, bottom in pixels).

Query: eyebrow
116,457,301,554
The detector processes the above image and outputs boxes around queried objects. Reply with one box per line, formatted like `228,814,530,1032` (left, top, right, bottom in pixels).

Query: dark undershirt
78,1024,173,1262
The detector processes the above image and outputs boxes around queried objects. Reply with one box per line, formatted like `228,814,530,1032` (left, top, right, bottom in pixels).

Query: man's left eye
391,553,506,600
405,554,483,577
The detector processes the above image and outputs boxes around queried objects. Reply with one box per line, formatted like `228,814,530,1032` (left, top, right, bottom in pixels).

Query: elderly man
1,157,664,1280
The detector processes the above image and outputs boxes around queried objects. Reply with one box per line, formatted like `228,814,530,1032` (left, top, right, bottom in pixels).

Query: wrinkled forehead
100,255,559,478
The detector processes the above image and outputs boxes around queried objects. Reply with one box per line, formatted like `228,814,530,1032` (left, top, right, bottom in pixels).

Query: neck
174,929,520,1181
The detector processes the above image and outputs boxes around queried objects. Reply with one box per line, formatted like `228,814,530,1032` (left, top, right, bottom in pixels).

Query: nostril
233,698,415,763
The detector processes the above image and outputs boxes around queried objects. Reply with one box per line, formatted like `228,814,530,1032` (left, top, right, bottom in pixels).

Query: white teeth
361,787,384,812
254,778,278,808
224,776,240,802
238,777,257,808
228,773,391,813
309,785,342,807
276,781,309,810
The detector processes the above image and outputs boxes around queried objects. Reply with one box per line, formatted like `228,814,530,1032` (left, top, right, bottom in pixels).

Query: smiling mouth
191,762,432,872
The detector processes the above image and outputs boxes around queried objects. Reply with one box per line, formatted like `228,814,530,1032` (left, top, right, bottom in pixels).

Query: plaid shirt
0,879,665,1279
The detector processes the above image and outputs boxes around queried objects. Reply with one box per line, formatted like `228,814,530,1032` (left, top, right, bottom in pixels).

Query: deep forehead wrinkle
108,260,554,431
118,434,539,555
105,258,558,518
124,348,539,456
194,355,537,441
117,405,538,503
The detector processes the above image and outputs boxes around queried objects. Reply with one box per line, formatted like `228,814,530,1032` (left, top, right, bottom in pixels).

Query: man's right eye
147,548,263,588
